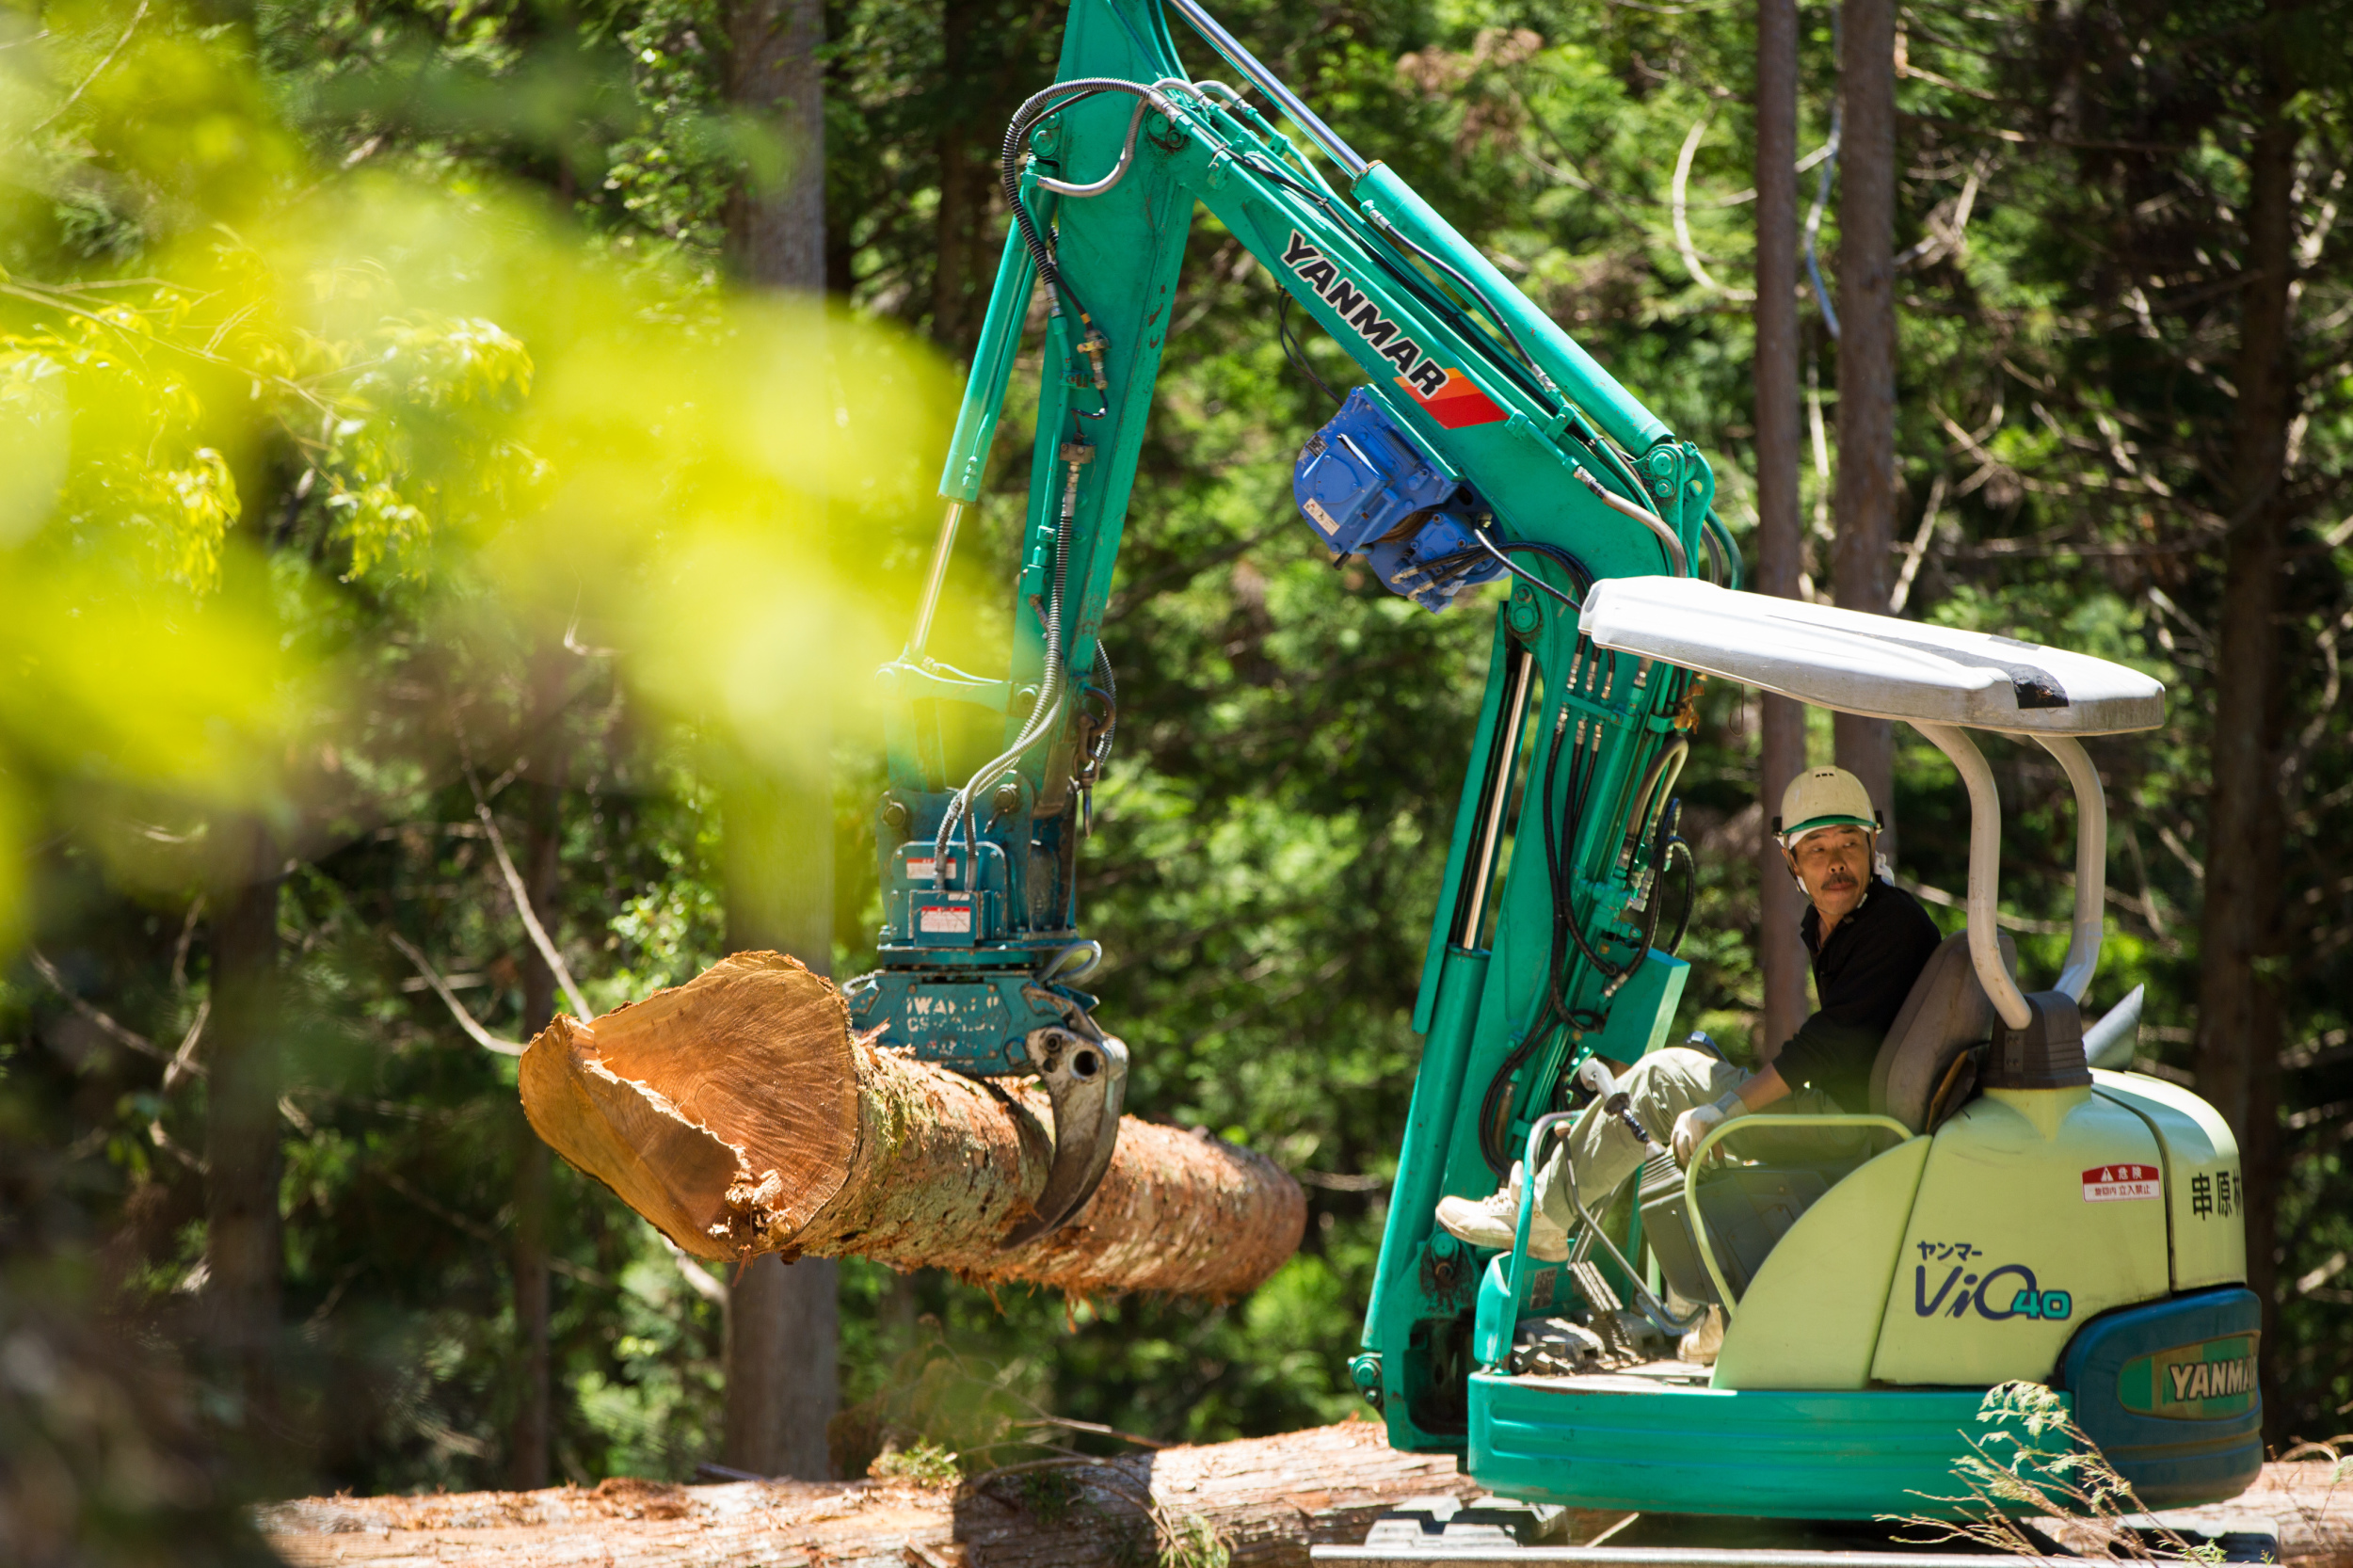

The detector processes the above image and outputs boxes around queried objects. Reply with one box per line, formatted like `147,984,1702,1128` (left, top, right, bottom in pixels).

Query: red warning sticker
917,904,973,936
2082,1164,2162,1202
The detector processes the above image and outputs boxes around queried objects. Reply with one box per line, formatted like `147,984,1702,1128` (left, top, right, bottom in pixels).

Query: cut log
518,951,1305,1297
257,1419,1496,1568
254,1442,2353,1568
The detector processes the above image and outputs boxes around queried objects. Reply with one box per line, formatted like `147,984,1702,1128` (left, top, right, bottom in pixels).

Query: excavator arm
840,0,1734,1436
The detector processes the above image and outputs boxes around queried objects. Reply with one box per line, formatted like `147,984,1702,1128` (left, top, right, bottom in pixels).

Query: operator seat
1867,930,2019,1133
1641,930,2019,1306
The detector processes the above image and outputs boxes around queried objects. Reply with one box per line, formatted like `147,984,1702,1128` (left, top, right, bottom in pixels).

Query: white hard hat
1776,766,1881,850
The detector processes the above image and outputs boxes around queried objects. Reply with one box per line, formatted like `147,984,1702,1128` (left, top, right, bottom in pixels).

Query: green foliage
1014,1463,1082,1526
867,1436,961,1487
828,1320,1074,1479
1895,1382,2230,1562
1153,1511,1232,1568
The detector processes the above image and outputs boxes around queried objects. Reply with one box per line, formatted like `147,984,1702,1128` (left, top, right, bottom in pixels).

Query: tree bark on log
256,1420,1488,1568
255,1442,2353,1568
519,952,1305,1297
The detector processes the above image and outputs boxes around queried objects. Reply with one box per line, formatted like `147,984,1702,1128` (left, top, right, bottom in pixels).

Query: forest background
2,0,2350,1553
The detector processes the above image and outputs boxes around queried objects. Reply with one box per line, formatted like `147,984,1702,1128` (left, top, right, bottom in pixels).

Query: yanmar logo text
2169,1355,2255,1401
1280,232,1509,430
2120,1334,2260,1419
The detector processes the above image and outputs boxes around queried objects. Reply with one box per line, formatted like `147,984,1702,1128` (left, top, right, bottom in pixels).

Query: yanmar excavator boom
840,0,2264,1525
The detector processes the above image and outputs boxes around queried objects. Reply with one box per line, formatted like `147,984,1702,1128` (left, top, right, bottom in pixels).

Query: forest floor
256,1421,2352,1568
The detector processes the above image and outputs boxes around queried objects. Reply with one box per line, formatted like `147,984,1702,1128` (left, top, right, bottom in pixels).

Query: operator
1436,765,1944,1260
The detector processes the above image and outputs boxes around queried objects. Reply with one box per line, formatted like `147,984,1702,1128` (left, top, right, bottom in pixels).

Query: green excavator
840,0,2263,1524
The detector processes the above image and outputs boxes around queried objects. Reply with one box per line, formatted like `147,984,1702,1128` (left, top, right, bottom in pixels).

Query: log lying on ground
2030,1462,2353,1565
518,951,1305,1297
255,1442,2353,1568
258,1419,1497,1568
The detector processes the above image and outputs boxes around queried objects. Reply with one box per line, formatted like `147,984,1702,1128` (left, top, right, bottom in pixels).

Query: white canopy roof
1577,577,2165,734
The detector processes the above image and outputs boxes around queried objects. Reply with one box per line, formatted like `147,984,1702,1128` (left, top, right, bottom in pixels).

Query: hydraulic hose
1467,535,1577,612
1705,509,1743,589
1490,536,1595,593
1659,831,1697,956
946,77,1186,879
1575,469,1687,576
1357,202,1566,410
1478,707,1577,1173
1084,639,1117,778
1479,1028,1551,1176
1619,738,1689,870
942,80,1185,879
1625,805,1680,970
1000,79,1157,329
1412,534,1593,621
1031,93,1159,199
1545,713,1608,994
933,460,1078,881
1558,723,1632,984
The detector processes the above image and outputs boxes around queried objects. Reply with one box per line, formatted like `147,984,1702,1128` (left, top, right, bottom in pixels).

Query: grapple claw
1000,1020,1128,1248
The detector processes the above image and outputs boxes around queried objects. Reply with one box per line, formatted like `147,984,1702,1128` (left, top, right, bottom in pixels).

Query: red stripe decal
1399,369,1510,429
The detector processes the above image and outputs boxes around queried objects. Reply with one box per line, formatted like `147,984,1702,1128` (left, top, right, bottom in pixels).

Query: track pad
1000,1024,1128,1248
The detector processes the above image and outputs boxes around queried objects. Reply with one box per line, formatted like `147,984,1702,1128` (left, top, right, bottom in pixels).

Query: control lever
1576,1057,1663,1154
1000,1012,1129,1248
1550,1070,1707,1338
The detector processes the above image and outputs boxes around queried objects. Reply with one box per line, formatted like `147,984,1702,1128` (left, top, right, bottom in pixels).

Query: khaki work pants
1533,1047,1839,1235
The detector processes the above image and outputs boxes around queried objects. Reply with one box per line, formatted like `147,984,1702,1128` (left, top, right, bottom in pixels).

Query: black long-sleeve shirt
1777,877,1944,1111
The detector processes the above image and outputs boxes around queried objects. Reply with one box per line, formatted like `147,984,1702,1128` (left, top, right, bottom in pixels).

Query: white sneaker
1434,1161,1571,1261
1678,1304,1725,1365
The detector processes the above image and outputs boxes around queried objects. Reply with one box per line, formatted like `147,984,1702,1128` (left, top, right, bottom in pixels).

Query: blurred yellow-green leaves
0,0,956,947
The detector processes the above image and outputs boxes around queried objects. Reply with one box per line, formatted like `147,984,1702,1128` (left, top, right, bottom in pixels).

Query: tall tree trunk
718,771,838,1480
1833,0,1897,857
509,770,567,1490
930,0,982,355
720,1248,838,1479
724,0,826,289
2196,53,2300,1443
204,823,283,1419
1753,0,1810,1060
721,0,837,1481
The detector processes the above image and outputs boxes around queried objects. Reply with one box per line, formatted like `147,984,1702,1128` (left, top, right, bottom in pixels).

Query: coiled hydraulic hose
1083,640,1117,779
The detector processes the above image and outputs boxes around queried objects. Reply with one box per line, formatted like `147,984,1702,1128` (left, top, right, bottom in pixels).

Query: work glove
1673,1091,1747,1167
